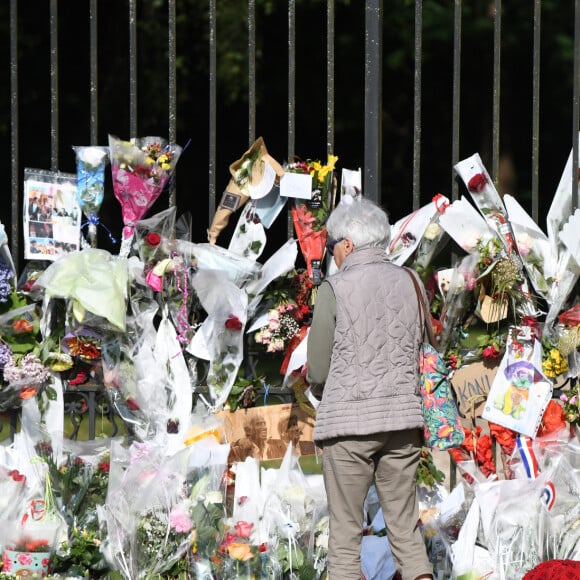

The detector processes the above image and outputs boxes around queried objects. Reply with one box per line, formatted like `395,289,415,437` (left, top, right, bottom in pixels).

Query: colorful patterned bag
406,269,465,450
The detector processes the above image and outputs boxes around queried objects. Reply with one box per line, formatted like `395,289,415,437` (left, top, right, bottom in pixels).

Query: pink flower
145,269,163,292
235,520,254,538
17,552,33,565
3,552,12,572
170,510,192,533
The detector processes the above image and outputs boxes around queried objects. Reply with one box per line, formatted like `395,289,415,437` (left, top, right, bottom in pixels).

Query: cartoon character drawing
494,360,543,419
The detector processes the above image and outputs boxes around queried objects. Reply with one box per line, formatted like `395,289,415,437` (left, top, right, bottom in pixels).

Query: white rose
423,223,441,241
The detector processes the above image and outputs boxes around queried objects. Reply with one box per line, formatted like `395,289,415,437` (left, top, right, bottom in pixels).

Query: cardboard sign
451,361,499,419
217,403,317,464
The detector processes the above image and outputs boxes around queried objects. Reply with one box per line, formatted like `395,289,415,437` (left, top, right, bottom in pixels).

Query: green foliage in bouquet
50,527,108,578
417,448,446,488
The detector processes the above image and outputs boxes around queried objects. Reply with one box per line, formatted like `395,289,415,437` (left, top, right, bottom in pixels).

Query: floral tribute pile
0,131,580,578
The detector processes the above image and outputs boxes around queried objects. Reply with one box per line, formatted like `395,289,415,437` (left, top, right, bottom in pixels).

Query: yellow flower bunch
310,154,338,185
542,347,568,379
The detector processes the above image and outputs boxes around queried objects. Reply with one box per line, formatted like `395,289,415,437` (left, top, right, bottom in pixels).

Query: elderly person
307,197,432,580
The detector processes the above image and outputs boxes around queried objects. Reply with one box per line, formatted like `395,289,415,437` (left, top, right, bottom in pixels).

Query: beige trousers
322,430,432,580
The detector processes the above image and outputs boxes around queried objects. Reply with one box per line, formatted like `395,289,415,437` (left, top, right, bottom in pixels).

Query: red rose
225,314,243,331
98,461,110,473
482,345,501,360
145,232,161,247
126,397,140,411
467,172,487,193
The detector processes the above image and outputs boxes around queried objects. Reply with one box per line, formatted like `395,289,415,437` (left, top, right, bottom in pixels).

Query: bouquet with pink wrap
108,135,183,257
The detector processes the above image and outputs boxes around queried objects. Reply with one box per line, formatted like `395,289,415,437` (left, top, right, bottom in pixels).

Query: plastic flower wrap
188,269,248,410
99,441,194,578
108,134,183,258
260,446,328,579
73,145,112,248
388,194,450,267
36,248,129,332
454,153,520,258
474,477,546,578
228,201,267,261
0,466,28,530
288,154,338,282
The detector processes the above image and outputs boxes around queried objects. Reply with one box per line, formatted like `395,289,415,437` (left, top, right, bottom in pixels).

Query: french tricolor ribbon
516,435,540,479
542,480,556,511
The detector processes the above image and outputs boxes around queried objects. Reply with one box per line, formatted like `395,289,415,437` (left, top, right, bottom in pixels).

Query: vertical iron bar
248,0,256,145
89,0,98,145
573,0,580,212
326,0,335,156
364,0,382,203
168,0,177,208
491,0,501,183
531,0,541,221
451,0,462,202
288,0,296,160
9,0,19,269
128,0,138,138
49,0,59,171
287,0,296,239
413,0,423,210
208,0,217,224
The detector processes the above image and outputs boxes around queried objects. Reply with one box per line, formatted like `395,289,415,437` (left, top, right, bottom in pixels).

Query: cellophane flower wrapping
388,195,449,267
181,240,261,287
189,268,248,410
410,206,450,275
73,145,109,247
474,477,546,579
261,445,328,579
99,439,208,579
438,197,497,255
437,254,479,353
108,134,183,258
36,248,129,332
454,154,519,257
288,155,337,282
0,465,29,547
228,201,267,261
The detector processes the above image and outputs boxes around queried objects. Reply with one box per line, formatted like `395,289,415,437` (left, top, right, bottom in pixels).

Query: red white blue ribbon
516,435,539,479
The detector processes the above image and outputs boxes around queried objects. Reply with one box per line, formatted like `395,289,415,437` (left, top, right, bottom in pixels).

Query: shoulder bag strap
404,267,437,348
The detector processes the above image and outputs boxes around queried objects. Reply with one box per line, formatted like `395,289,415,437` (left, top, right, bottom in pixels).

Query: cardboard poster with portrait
217,403,317,464
23,168,81,261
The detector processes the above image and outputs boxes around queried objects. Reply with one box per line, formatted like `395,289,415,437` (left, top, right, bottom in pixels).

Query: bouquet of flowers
73,145,111,248
1,352,51,410
252,269,313,356
99,442,195,579
108,134,183,258
288,154,338,282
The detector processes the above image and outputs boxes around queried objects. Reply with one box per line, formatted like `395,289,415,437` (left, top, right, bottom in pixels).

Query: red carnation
145,232,161,247
467,172,487,193
225,314,243,331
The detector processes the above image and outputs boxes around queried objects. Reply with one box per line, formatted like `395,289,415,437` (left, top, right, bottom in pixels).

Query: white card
280,173,313,199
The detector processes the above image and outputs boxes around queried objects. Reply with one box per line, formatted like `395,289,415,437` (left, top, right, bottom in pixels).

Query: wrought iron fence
3,1,580,474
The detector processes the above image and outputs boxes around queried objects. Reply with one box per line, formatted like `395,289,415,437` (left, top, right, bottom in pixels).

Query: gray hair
326,197,390,249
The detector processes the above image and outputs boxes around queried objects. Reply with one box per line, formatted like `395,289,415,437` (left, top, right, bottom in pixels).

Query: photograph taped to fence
23,169,81,261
